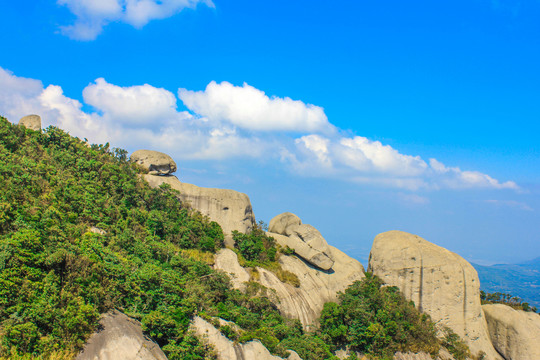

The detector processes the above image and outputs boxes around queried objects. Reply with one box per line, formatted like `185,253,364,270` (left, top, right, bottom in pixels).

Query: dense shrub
319,273,440,359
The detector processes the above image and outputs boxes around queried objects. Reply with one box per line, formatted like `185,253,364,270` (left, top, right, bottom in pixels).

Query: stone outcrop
367,230,502,359
483,304,540,360
191,316,302,360
143,175,255,246
268,212,334,271
18,114,41,131
214,248,250,290
212,229,364,328
131,150,177,175
257,242,364,328
76,310,167,360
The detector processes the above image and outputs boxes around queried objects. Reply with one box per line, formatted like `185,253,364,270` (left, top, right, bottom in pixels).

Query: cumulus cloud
0,66,519,191
179,81,334,133
286,134,518,191
58,0,214,40
83,78,180,125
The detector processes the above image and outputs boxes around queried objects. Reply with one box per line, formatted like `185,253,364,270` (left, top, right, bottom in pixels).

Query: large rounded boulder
131,150,177,175
368,230,502,360
18,114,41,131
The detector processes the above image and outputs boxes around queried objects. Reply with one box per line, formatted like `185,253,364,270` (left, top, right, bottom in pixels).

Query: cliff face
367,230,502,360
143,174,256,247
483,304,540,360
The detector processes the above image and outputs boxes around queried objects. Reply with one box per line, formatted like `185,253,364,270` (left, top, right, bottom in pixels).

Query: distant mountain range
472,257,540,308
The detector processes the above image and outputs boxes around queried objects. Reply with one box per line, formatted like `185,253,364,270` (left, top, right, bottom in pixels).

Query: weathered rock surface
214,248,250,290
483,304,540,360
367,230,502,360
131,150,177,175
257,240,364,328
18,114,41,131
143,175,255,246
76,310,167,360
268,213,334,271
191,316,302,360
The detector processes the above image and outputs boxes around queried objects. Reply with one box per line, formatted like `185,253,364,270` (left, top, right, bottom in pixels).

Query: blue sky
1,0,539,265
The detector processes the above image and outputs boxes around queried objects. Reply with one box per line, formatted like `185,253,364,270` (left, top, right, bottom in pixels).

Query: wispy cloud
57,0,214,40
0,67,520,192
484,200,533,211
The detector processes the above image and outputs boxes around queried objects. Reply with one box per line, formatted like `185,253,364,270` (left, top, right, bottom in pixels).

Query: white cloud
286,134,518,191
179,81,334,133
58,0,214,40
83,78,179,125
0,66,519,192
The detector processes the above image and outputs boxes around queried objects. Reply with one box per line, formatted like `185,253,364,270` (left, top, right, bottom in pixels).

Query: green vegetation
480,291,538,313
0,116,474,360
319,273,440,359
233,224,300,287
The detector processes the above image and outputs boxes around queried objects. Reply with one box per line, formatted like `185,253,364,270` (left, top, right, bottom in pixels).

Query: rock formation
367,230,502,360
143,174,255,246
268,212,334,271
131,150,177,175
191,316,302,360
214,248,250,290
18,114,41,131
212,221,364,328
483,304,540,360
76,310,167,360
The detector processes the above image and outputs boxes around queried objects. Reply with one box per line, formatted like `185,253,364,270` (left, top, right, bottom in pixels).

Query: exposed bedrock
143,174,255,246
76,310,167,360
214,233,364,328
131,150,177,175
268,212,334,271
191,316,302,360
18,114,42,131
367,230,502,360
483,304,540,360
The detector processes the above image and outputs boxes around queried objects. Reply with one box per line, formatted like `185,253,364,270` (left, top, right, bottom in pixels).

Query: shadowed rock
131,150,177,175
367,230,502,359
76,310,167,360
18,114,41,131
483,304,540,360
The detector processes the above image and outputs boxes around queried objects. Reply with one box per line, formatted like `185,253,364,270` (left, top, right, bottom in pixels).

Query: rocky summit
18,114,42,131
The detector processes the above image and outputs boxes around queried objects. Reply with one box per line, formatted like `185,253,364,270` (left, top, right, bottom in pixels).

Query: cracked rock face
76,310,167,360
131,150,177,175
143,175,255,246
268,212,334,271
483,304,540,360
18,114,41,131
367,230,502,360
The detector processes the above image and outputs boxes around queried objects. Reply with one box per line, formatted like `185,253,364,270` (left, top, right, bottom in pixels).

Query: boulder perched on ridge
483,303,540,360
143,175,255,246
268,212,334,271
367,230,502,360
18,114,41,131
131,150,177,175
76,310,167,360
